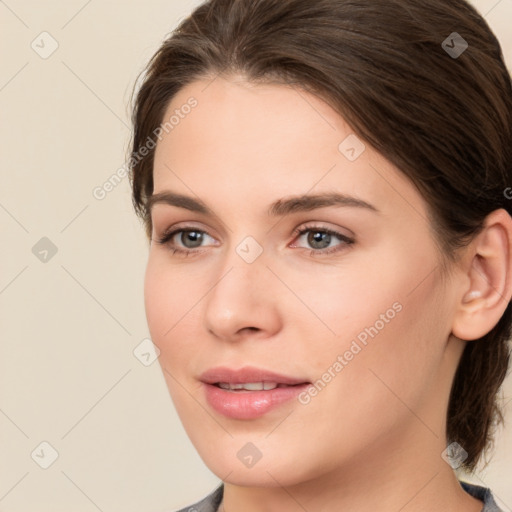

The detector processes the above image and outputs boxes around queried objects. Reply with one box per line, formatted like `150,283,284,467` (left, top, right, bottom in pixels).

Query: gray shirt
174,480,503,511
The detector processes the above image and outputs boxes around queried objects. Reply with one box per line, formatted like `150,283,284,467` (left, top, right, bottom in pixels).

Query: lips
199,366,310,387
200,366,311,419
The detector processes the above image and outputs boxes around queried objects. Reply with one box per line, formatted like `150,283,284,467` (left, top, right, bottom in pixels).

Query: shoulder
173,484,224,512
460,480,503,512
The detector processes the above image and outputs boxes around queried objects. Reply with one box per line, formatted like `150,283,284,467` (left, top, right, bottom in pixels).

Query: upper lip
200,366,310,385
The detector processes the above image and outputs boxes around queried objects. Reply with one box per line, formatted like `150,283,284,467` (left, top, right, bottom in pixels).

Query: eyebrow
147,191,379,217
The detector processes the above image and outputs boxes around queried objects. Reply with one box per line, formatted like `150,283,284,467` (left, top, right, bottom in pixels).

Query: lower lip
203,383,310,419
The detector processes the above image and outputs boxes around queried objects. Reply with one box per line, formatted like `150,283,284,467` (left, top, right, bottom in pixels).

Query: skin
144,75,512,512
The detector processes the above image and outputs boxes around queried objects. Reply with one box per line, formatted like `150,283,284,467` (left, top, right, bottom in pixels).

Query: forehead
152,76,427,222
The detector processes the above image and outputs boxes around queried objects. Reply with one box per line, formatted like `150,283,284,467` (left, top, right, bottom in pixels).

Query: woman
129,0,512,510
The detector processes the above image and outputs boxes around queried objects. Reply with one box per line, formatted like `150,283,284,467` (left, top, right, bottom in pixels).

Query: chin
201,448,314,488
216,466,292,487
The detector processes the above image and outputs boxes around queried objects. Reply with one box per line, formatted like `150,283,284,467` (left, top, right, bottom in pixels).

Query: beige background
0,1,511,511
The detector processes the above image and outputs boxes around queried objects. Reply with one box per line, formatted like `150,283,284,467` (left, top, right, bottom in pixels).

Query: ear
451,208,512,341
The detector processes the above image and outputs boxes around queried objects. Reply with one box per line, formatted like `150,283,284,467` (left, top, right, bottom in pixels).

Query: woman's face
145,76,462,486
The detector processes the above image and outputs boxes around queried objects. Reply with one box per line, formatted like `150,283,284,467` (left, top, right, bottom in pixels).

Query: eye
155,227,216,256
154,224,354,257
290,225,354,255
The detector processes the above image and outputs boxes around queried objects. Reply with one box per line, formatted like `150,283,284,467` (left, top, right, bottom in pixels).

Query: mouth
199,365,310,387
213,382,307,391
200,366,311,419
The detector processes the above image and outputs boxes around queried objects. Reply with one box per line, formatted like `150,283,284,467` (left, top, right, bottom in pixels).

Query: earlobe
452,208,512,341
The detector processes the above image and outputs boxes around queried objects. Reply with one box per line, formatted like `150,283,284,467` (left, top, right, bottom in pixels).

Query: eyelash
155,224,355,258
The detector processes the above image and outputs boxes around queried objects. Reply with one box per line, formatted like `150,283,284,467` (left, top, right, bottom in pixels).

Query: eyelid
291,222,354,241
155,224,218,246
154,220,216,240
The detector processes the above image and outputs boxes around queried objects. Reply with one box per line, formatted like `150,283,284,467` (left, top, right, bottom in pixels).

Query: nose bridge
217,233,268,292
203,234,281,339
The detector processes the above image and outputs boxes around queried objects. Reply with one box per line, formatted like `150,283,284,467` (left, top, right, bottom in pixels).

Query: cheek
144,259,207,420
319,274,447,432
296,241,448,398
143,254,203,362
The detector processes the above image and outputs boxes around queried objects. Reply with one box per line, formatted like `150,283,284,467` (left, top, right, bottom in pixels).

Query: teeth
218,382,280,391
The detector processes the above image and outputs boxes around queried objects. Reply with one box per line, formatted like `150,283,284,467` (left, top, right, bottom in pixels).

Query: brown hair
128,0,512,470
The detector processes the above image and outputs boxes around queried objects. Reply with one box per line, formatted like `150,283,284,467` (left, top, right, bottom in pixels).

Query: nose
203,242,283,342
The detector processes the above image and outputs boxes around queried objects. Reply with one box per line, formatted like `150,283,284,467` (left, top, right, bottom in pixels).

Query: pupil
309,231,331,249
182,231,203,248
